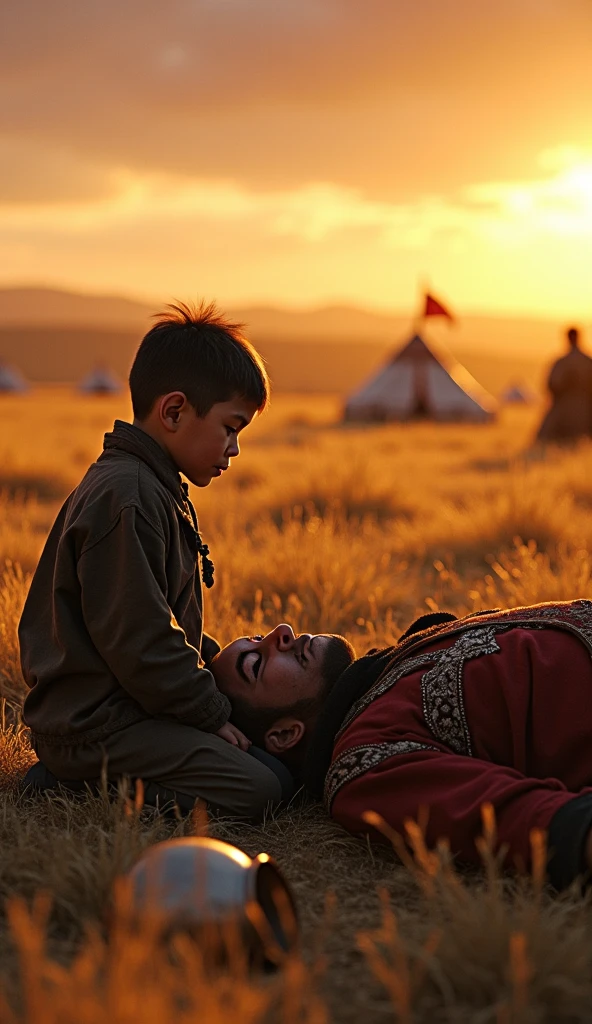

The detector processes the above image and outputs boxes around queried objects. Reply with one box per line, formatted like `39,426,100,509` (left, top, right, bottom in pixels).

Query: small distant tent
0,363,28,393
501,382,536,404
344,334,496,423
78,366,122,395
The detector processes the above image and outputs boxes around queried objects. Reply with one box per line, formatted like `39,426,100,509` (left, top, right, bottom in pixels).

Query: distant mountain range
0,285,575,345
0,287,155,330
0,286,581,392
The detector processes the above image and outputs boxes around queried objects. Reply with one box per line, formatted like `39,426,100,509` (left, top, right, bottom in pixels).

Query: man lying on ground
211,601,592,889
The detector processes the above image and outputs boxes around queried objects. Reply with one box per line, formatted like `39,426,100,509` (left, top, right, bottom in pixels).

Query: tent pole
412,278,427,334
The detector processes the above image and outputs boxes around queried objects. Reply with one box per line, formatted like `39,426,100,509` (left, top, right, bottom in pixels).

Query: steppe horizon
0,282,583,394
1,281,590,329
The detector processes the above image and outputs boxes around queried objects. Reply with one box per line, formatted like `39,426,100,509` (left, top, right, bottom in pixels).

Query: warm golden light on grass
3,390,592,1018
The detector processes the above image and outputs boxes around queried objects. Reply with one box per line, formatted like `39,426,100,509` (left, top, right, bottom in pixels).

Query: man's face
167,395,259,487
211,624,333,710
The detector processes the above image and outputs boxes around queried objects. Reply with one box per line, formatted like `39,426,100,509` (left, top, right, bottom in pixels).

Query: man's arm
78,505,230,732
330,747,581,882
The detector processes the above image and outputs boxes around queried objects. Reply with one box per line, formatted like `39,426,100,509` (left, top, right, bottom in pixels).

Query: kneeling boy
19,302,281,817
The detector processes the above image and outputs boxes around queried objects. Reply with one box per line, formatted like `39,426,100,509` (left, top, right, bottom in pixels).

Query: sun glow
468,150,592,238
0,148,591,318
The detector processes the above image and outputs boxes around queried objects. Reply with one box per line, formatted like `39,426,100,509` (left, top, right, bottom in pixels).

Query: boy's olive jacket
19,420,230,746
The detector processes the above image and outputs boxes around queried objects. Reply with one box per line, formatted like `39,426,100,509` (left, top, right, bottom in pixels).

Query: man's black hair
129,300,270,420
567,326,580,347
229,634,356,748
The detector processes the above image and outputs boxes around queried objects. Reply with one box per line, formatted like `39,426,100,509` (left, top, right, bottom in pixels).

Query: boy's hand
216,721,252,751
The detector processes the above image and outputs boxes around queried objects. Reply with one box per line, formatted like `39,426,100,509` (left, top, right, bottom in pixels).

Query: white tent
501,382,536,404
344,334,496,423
0,363,28,393
78,366,122,394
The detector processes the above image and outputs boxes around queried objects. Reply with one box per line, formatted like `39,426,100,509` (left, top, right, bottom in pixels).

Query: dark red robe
326,601,592,874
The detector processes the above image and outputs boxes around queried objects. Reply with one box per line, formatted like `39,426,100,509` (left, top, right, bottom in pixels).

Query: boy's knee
234,763,283,820
212,757,283,820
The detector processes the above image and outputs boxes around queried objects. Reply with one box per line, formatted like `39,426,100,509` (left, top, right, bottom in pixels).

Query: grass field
3,387,592,1022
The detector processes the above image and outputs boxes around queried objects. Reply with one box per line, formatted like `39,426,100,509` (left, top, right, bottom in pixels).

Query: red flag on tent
424,293,455,321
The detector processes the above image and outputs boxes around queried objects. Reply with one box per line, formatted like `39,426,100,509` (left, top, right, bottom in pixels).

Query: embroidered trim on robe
337,600,592,743
326,601,592,809
337,626,501,747
420,627,500,755
324,741,440,810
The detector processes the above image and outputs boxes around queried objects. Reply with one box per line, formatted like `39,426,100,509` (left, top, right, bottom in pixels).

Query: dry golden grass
3,385,592,1021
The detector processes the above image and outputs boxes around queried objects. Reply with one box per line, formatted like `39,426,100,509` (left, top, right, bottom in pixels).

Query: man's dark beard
229,694,318,749
229,634,356,749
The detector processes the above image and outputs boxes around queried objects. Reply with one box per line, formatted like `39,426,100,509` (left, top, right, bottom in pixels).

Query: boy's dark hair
228,634,356,748
129,301,270,420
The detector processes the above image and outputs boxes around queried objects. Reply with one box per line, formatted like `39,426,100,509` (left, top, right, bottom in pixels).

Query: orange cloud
1,0,591,316
1,149,591,317
1,0,591,199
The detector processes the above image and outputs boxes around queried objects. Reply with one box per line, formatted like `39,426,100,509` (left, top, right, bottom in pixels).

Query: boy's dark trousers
33,719,282,819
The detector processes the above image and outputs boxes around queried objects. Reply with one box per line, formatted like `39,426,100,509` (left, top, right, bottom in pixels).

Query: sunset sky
1,0,591,317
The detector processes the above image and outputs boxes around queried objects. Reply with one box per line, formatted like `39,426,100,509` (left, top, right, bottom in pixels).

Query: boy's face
164,395,259,486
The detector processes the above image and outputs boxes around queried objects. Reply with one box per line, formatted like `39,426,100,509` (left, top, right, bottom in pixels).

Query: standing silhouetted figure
536,327,592,444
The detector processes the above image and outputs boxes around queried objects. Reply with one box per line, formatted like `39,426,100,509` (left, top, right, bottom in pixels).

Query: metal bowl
124,837,298,968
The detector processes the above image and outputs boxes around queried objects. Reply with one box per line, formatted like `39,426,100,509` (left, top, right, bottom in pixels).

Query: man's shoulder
560,348,592,369
553,351,570,365
67,451,173,540
389,601,592,672
572,349,592,371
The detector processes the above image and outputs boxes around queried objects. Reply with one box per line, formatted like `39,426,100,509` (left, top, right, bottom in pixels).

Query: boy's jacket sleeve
77,505,230,732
